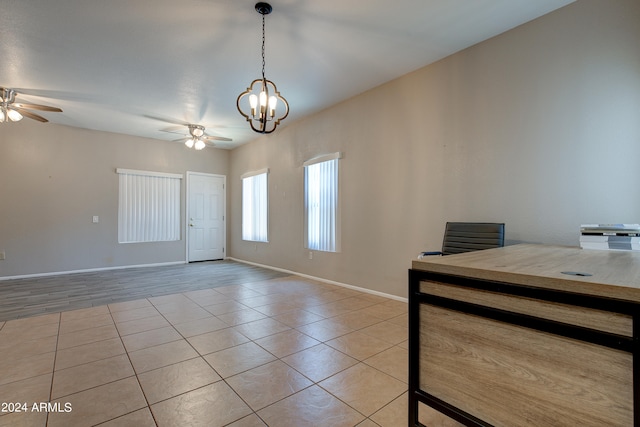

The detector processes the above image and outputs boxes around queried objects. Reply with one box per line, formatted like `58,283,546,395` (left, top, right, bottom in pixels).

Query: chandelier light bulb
259,90,267,118
249,94,258,117
0,108,6,123
259,91,267,107
194,139,206,150
185,138,196,148
268,96,277,118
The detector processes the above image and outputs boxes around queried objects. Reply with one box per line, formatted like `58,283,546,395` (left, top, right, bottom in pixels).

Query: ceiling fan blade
160,123,231,146
203,135,233,142
144,115,190,127
201,140,216,147
161,126,188,135
16,108,48,123
14,102,62,112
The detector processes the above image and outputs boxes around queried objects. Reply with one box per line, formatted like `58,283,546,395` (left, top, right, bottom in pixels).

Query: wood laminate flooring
0,260,290,322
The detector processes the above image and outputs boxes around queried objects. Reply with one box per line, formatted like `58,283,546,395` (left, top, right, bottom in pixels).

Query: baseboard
0,261,187,281
226,257,407,303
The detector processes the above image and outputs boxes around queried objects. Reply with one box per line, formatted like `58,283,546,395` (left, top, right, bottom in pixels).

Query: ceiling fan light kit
236,2,289,134
0,107,23,123
0,87,62,124
186,124,206,150
175,124,231,150
0,88,23,123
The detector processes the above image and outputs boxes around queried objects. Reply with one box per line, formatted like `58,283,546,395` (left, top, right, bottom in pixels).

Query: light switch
92,216,99,224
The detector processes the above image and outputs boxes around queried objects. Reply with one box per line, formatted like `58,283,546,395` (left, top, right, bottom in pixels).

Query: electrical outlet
92,216,99,224
0,251,5,260
308,251,313,260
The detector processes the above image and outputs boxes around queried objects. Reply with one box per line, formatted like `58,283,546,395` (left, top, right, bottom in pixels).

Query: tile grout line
109,297,160,427
221,293,407,425
157,287,359,424
46,312,62,427
45,307,156,426
175,289,281,426
130,289,271,426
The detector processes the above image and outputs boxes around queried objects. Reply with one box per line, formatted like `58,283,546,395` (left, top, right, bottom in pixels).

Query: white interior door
187,172,225,262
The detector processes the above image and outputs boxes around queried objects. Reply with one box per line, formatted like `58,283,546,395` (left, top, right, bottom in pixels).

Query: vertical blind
117,169,182,243
242,169,269,242
304,153,341,252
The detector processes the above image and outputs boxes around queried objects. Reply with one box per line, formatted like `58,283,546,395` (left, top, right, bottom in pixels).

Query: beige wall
228,0,640,298
0,123,228,277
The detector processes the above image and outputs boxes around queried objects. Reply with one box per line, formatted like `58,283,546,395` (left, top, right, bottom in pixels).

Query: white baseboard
226,257,407,304
0,261,187,281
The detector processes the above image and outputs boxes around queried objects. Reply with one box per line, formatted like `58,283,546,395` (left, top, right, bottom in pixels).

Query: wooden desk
409,244,639,427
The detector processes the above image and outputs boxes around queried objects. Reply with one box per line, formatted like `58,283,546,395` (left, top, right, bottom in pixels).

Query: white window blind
304,153,341,252
117,169,182,243
242,169,269,242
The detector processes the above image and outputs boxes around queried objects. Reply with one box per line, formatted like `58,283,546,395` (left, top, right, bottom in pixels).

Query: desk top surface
412,244,640,303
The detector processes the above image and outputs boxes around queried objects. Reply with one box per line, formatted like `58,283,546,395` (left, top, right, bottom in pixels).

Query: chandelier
236,2,289,134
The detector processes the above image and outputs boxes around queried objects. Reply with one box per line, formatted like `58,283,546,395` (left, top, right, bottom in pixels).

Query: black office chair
419,222,505,258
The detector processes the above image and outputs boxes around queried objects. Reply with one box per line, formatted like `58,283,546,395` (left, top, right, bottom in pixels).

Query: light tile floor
0,274,421,426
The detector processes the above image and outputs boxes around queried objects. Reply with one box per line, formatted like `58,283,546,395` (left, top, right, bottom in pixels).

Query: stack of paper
580,224,640,251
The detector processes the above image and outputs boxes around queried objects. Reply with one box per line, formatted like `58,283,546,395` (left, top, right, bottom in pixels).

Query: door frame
185,171,226,262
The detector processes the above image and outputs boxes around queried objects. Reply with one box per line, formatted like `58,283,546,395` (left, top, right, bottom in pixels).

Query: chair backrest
441,222,505,255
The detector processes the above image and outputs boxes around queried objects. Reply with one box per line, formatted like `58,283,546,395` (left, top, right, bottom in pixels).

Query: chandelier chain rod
261,13,266,82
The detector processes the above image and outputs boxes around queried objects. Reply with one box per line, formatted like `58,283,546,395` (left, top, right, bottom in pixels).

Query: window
117,169,182,243
304,153,341,252
242,169,269,242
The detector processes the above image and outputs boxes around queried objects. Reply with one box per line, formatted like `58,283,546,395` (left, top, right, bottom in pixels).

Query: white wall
0,122,228,277
228,0,640,298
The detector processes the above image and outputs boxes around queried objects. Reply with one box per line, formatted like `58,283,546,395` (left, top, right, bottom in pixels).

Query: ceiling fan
172,124,232,150
0,87,63,123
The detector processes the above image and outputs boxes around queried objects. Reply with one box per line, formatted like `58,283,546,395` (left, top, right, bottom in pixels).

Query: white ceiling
1,0,574,149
